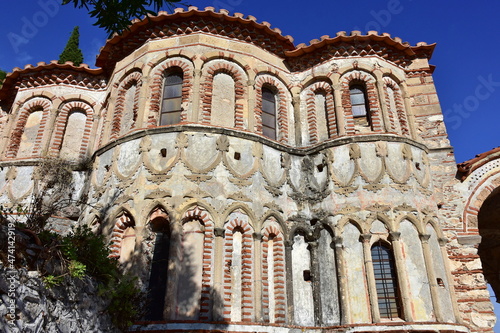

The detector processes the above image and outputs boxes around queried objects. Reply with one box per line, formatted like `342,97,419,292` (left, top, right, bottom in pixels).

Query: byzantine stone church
0,6,497,333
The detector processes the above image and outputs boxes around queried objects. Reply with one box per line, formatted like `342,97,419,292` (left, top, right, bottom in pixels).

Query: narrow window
313,91,330,142
17,109,43,158
262,87,277,140
60,109,87,160
160,70,183,126
349,85,370,127
371,241,402,319
146,220,170,320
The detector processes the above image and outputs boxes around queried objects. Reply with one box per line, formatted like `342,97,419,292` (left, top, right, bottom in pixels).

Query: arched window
349,85,370,127
371,241,402,319
262,87,277,140
17,108,43,158
160,70,183,126
146,214,170,320
60,109,87,160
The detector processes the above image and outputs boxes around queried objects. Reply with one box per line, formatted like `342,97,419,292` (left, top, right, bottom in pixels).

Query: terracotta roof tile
457,147,500,181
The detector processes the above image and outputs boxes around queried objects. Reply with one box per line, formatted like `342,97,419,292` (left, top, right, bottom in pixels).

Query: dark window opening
234,152,241,160
262,87,277,140
371,241,402,320
146,230,170,320
160,70,183,126
349,85,371,127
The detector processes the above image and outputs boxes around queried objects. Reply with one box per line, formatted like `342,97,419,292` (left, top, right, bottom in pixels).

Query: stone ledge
93,124,430,158
129,321,470,333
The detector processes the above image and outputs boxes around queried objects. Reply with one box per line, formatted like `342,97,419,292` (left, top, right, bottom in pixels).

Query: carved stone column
212,227,225,321
360,233,380,323
375,78,391,132
308,240,321,325
390,231,413,322
419,233,444,322
292,94,302,146
333,86,346,136
284,239,294,324
333,236,350,325
191,68,202,122
253,232,263,322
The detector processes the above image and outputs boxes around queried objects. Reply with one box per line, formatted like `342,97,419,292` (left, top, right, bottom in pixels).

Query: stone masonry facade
0,6,496,333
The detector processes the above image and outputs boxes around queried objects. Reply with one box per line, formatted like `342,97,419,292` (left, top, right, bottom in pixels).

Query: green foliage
61,225,117,283
43,274,64,287
99,275,143,330
60,225,143,329
68,260,86,278
62,0,187,36
58,26,84,66
0,156,143,330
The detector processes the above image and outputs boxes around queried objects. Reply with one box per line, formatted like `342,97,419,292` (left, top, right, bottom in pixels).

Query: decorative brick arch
6,97,52,159
223,212,255,322
254,75,289,143
340,70,382,135
147,58,193,127
383,77,409,136
109,211,135,259
261,218,286,323
303,81,337,143
181,205,215,321
148,205,170,227
49,100,94,158
199,60,247,129
110,71,142,140
463,170,500,232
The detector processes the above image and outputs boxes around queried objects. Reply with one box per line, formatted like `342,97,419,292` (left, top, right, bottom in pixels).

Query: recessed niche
303,270,312,282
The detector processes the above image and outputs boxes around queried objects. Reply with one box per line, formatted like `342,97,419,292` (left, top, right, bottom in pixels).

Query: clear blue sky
0,0,499,326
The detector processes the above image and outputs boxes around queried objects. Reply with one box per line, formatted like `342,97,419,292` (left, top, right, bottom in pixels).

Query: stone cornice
91,123,430,159
285,31,435,71
95,6,296,70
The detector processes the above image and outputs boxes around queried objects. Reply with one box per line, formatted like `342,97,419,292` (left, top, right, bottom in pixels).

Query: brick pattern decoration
261,221,286,323
340,71,382,135
287,41,419,72
462,172,500,233
304,81,337,143
96,13,295,69
48,100,94,158
200,61,246,129
181,205,215,321
6,97,52,159
254,75,289,143
109,211,135,258
147,58,193,127
223,216,254,322
383,77,409,136
110,71,142,140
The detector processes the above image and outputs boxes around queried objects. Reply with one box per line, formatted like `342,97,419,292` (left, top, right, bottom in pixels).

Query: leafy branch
62,0,188,36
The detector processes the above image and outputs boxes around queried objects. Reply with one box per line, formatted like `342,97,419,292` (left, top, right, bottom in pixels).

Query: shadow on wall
126,222,229,332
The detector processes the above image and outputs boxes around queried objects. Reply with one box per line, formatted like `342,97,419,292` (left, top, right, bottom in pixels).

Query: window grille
262,87,277,140
160,70,183,125
371,241,402,319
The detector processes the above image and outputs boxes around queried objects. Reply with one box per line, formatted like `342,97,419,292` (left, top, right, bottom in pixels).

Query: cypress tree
58,26,84,66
